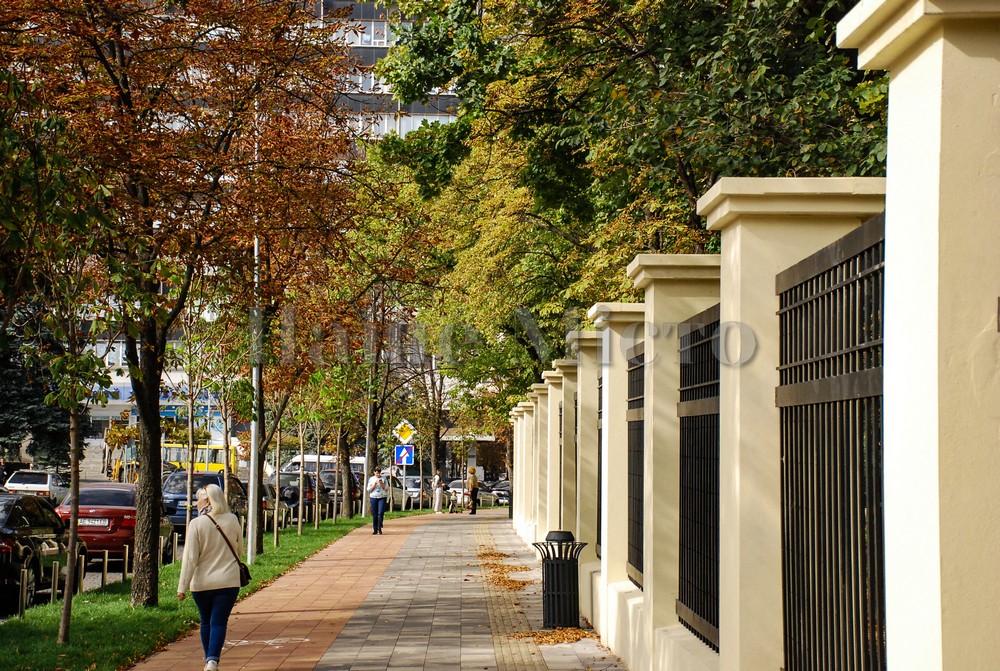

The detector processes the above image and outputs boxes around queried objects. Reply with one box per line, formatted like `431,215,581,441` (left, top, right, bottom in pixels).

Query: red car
55,483,175,564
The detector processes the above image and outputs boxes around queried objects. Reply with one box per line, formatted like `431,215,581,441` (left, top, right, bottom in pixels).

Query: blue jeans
370,496,386,532
192,586,240,662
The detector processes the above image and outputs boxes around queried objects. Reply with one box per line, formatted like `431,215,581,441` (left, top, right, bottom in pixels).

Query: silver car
2,470,70,505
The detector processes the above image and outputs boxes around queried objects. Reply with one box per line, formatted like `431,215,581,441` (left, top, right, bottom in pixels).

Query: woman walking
367,467,389,534
177,484,244,671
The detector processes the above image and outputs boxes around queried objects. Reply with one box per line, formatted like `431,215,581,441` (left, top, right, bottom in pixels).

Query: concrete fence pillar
554,359,579,534
626,254,721,666
568,330,602,627
839,4,1000,668
542,370,565,535
587,302,646,658
530,383,549,543
519,401,536,543
698,176,886,671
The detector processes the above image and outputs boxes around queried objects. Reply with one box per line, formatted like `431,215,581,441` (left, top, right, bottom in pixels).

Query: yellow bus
162,442,239,473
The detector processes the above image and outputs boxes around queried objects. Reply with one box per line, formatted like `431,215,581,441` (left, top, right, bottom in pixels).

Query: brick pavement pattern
129,508,626,671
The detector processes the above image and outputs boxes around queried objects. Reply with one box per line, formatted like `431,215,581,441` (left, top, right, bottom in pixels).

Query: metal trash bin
532,530,587,628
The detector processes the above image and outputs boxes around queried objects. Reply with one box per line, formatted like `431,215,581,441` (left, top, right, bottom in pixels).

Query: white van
280,454,335,472
281,455,367,473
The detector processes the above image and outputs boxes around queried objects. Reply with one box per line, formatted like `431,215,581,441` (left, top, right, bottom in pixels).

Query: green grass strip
0,510,427,671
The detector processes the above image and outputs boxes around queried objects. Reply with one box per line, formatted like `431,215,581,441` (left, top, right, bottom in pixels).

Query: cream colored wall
588,303,645,652
542,371,563,534
840,5,1000,667
531,384,549,543
555,360,579,533
699,177,886,671
627,255,722,654
569,331,602,626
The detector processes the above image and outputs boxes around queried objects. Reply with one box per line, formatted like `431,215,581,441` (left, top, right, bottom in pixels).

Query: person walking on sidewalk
432,470,445,514
177,484,243,671
367,467,389,534
466,466,479,515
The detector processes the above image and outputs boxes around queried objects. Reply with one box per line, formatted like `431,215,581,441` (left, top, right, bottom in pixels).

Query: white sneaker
204,661,218,671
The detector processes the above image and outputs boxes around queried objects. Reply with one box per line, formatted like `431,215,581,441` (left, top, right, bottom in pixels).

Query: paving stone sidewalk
130,508,626,671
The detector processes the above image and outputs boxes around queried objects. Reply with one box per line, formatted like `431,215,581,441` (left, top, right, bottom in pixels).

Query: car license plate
79,518,109,526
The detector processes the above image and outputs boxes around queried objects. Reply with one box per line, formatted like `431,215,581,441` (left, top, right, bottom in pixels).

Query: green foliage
0,328,74,465
378,0,888,430
376,117,473,199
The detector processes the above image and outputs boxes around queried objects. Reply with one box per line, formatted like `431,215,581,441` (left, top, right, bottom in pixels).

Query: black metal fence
676,303,721,650
626,345,645,589
596,374,603,560
776,214,886,671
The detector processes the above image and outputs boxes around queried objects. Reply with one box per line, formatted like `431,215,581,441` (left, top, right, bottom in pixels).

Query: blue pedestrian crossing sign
395,444,415,466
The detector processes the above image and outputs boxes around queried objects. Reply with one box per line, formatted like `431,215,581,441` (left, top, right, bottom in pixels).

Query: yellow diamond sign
393,420,416,445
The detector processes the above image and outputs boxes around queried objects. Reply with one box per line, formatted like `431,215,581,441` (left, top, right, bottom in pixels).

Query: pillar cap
566,330,601,353
530,383,548,395
542,370,563,386
553,359,578,378
838,0,1000,70
586,302,645,330
698,177,886,232
627,254,721,290
517,401,534,411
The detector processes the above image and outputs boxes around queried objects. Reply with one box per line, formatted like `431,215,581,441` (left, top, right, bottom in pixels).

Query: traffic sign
395,444,414,466
393,420,416,445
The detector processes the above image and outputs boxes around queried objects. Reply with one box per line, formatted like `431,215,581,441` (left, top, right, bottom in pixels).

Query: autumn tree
1,0,365,606
374,0,888,423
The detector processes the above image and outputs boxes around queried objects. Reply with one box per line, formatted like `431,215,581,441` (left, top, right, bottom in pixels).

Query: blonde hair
198,483,231,515
468,466,476,474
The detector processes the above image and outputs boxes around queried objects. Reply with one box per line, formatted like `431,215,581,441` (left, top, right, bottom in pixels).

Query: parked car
318,469,361,506
260,482,291,527
55,483,174,564
161,471,247,535
400,476,431,509
3,470,70,505
0,493,84,614
446,478,500,508
266,472,331,518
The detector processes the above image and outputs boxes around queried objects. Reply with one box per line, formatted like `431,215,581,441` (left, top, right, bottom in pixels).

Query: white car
3,469,70,504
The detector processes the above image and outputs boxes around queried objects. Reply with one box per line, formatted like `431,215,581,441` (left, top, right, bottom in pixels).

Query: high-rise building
329,1,458,137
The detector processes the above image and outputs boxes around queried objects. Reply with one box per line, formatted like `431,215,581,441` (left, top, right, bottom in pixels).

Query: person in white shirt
367,467,389,534
177,484,243,671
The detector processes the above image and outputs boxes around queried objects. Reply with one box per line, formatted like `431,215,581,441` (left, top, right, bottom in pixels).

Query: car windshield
0,496,17,524
77,488,134,507
7,472,48,485
162,474,220,495
403,477,423,489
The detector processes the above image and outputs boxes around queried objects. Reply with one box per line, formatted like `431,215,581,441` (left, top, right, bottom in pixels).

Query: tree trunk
130,320,164,608
57,405,82,644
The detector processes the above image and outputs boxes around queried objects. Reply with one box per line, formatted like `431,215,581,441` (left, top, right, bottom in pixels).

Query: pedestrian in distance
432,469,445,514
367,467,389,534
466,466,479,515
177,484,243,671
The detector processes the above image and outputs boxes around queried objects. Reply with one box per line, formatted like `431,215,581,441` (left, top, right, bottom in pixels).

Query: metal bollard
50,561,60,603
77,554,86,594
19,568,28,617
122,545,130,579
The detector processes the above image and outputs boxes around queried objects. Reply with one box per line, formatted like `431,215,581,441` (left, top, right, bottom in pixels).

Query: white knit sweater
177,512,244,593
